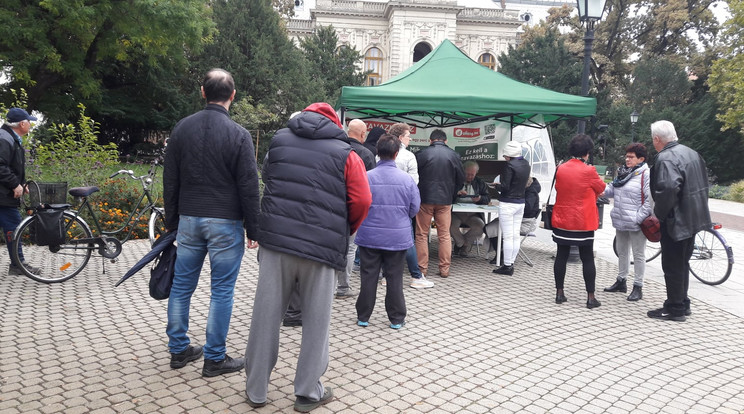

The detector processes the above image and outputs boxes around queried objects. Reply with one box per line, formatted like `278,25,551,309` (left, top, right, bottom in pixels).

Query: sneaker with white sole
410,276,435,289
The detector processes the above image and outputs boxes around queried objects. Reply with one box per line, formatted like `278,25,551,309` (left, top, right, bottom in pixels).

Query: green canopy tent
337,39,596,128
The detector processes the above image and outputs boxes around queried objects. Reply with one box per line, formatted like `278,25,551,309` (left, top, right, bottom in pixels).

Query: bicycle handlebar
109,169,136,179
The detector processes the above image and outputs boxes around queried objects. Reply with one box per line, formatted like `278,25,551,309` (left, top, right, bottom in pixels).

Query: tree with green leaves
0,0,215,125
299,25,368,103
497,24,584,161
549,0,723,95
200,0,321,129
709,0,744,134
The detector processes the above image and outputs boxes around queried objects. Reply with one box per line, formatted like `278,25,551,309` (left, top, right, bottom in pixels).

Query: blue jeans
167,216,245,361
406,219,422,278
0,206,23,265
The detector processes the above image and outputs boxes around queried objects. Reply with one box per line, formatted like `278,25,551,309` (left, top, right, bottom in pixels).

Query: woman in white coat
602,143,652,301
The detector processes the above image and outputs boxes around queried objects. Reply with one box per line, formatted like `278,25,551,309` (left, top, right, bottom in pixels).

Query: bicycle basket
28,182,68,207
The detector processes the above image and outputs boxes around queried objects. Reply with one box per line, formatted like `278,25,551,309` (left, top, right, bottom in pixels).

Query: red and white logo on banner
453,127,480,138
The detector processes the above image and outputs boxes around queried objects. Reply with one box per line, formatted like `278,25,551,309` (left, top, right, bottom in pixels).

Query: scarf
612,162,645,188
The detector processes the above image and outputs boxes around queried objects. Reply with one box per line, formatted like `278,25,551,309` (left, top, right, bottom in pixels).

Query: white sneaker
410,276,435,289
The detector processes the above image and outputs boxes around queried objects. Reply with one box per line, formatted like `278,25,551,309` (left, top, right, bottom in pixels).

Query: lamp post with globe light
630,110,639,142
576,0,607,135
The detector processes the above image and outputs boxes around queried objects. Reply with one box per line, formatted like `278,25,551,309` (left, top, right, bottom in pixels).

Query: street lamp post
630,110,639,142
576,0,607,135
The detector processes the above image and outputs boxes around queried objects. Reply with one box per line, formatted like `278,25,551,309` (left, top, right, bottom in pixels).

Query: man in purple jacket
355,134,421,329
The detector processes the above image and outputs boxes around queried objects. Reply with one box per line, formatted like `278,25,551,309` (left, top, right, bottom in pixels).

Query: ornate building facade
287,0,572,85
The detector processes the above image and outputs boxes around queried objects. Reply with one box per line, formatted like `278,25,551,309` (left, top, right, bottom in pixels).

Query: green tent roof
337,39,596,128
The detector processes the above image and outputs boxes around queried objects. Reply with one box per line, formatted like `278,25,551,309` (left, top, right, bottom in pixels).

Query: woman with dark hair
363,126,386,156
551,134,606,308
355,134,421,329
602,143,652,301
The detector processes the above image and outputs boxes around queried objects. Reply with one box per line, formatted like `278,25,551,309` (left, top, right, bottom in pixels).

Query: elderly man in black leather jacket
648,120,711,322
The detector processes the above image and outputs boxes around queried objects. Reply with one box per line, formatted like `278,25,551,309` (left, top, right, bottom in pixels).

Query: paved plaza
1,200,743,413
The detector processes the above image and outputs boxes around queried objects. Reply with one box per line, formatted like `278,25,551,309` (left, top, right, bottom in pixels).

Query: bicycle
10,159,166,283
612,223,734,286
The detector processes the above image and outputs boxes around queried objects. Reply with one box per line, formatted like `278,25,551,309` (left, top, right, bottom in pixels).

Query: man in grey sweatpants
244,103,371,412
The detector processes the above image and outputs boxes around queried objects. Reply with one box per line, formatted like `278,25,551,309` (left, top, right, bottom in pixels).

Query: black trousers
554,243,596,293
356,247,406,325
660,226,694,316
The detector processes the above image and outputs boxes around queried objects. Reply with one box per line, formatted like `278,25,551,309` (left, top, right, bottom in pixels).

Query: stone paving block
4,238,744,413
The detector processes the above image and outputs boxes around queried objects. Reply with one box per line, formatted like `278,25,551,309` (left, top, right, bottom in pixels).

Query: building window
479,53,496,70
364,47,383,86
413,42,432,63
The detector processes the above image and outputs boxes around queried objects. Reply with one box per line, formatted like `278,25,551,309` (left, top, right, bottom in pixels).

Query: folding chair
517,217,539,267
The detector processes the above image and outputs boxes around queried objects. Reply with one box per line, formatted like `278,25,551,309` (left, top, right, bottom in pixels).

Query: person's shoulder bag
639,171,661,242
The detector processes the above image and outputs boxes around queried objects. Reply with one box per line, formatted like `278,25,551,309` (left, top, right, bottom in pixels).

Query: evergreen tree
300,25,367,103
200,0,322,128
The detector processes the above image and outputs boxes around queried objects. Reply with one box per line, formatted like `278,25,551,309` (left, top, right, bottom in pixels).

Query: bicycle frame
67,162,162,244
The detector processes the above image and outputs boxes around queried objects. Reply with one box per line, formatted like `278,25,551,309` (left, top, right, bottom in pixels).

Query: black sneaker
294,387,333,413
492,265,514,275
647,307,686,322
170,345,203,369
202,355,245,377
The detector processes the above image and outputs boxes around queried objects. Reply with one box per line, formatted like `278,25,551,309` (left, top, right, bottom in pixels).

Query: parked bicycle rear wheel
612,236,662,263
11,211,94,283
690,228,734,285
148,208,166,245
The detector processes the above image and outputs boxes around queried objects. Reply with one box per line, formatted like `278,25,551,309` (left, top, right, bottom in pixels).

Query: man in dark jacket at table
450,160,490,258
414,129,464,277
163,68,260,377
648,120,711,322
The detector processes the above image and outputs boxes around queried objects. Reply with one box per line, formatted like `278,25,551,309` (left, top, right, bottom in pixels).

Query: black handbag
542,205,554,230
541,169,557,230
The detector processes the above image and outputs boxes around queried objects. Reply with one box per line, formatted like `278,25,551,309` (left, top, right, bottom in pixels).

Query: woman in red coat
552,134,606,308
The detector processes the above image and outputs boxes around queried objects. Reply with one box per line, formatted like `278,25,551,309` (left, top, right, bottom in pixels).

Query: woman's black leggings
554,243,596,293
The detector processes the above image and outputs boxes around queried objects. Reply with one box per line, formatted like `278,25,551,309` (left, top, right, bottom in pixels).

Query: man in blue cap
1,108,40,275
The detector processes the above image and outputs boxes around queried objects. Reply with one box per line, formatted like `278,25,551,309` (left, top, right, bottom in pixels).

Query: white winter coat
603,163,652,232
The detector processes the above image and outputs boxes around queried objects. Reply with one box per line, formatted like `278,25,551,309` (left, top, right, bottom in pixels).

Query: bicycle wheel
690,229,734,286
148,208,166,245
612,236,661,263
11,211,94,283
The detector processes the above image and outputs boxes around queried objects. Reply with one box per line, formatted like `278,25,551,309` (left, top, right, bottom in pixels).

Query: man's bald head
347,119,367,143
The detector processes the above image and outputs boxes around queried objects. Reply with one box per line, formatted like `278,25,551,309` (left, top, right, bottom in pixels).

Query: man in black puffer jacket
163,69,260,377
414,129,464,278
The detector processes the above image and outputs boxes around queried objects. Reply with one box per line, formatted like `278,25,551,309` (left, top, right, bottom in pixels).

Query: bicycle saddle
68,186,100,197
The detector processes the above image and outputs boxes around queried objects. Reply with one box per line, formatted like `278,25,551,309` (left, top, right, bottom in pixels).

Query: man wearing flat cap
1,108,40,275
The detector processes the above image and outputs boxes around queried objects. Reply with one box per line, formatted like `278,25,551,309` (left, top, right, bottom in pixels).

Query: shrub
727,180,744,203
709,184,729,200
29,103,119,187
80,177,161,240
